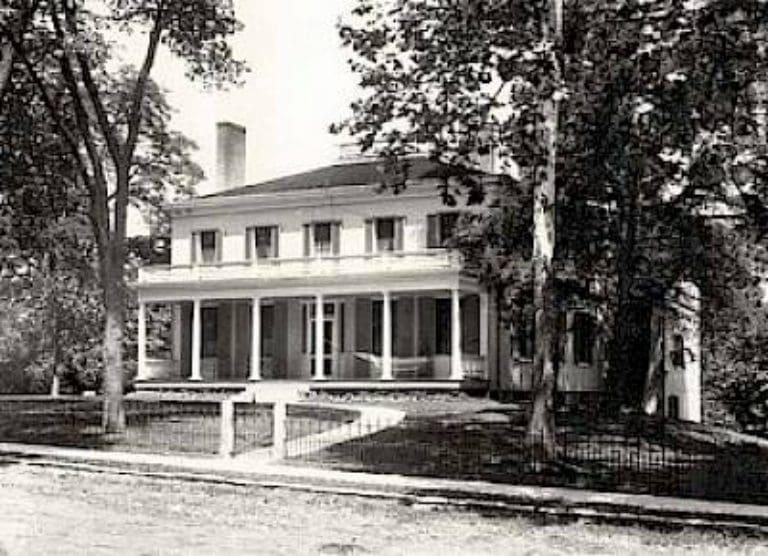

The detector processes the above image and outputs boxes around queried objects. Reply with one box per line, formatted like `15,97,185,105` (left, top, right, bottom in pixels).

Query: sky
128,0,360,197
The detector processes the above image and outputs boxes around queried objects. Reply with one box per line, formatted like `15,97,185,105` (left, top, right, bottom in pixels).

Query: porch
136,289,492,388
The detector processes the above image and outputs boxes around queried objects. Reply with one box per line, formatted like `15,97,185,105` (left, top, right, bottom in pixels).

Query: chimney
216,121,246,192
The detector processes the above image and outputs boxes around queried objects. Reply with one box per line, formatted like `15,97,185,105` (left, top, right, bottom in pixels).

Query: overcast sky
132,0,359,196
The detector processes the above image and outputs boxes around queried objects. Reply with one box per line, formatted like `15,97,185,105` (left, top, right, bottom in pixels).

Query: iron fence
287,416,768,505
0,397,223,454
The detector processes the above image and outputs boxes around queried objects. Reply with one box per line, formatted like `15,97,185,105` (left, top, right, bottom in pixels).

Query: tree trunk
526,0,562,455
0,43,12,96
101,253,126,434
527,260,558,449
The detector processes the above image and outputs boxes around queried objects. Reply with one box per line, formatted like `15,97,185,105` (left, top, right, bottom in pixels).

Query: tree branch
57,0,123,167
124,1,165,163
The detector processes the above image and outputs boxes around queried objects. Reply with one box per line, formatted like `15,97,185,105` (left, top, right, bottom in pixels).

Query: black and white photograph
2,0,768,553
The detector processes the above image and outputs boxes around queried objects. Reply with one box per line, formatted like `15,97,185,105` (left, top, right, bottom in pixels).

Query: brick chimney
216,121,246,192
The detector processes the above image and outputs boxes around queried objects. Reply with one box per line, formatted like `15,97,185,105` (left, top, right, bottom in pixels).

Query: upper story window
191,229,221,264
427,212,459,248
572,311,595,366
247,226,279,260
365,217,404,253
303,221,340,257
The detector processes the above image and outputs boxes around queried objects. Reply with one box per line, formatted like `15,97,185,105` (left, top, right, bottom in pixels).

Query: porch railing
137,250,462,285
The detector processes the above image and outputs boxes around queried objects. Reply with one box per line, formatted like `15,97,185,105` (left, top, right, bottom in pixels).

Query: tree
0,1,222,430
336,0,768,434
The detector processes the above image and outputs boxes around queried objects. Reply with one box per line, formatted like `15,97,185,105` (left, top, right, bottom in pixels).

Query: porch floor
133,379,488,394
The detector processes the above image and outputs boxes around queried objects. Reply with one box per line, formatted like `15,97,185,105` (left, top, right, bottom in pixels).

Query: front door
308,302,337,378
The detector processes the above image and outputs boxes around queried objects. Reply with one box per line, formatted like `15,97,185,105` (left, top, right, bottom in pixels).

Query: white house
134,123,702,420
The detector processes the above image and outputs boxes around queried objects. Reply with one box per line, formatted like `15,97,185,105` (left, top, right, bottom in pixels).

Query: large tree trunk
527,260,559,449
101,247,126,434
526,0,562,454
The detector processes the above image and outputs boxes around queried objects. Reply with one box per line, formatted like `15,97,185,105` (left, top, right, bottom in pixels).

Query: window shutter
190,232,198,264
427,215,439,248
272,226,279,258
216,229,223,262
331,222,340,255
303,224,310,257
245,227,253,261
365,219,373,253
394,217,404,251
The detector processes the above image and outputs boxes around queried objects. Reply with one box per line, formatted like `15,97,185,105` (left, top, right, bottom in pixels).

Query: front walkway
2,439,768,535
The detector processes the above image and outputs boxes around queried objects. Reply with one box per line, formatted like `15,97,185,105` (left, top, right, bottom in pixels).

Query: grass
294,399,768,505
0,397,358,456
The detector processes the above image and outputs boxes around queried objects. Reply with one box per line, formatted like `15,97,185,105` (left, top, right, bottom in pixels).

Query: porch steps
233,381,310,403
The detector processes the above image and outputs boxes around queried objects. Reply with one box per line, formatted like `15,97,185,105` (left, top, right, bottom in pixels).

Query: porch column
314,294,324,380
249,297,261,381
137,301,147,380
450,288,463,380
479,292,489,358
381,291,393,380
190,299,202,381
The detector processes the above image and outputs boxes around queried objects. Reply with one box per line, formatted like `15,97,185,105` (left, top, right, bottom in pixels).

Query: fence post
219,399,235,457
272,401,287,460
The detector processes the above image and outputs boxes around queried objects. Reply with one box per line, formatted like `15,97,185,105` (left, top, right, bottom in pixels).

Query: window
573,311,594,365
196,230,220,264
427,212,459,248
201,307,218,358
261,304,275,357
671,333,685,368
377,218,395,251
515,309,535,361
249,226,278,260
315,223,332,254
367,217,404,252
667,395,680,420
304,222,340,256
435,298,452,355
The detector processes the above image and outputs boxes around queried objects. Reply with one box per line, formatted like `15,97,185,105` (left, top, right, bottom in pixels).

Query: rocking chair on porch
353,352,430,379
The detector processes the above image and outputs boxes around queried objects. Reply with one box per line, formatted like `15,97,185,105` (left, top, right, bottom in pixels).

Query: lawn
294,395,768,505
0,397,358,456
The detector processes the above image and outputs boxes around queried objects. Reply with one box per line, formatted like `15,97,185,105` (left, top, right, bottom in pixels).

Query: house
134,122,702,421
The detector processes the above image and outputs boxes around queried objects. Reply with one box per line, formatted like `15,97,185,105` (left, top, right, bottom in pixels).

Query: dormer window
303,221,340,257
191,229,221,264
365,217,404,253
247,226,279,260
427,212,459,248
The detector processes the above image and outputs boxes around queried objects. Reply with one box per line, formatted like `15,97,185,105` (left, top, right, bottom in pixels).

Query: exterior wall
659,281,702,422
170,185,479,267
505,309,604,393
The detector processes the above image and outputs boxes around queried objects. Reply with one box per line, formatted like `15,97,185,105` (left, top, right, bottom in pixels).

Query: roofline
167,174,505,217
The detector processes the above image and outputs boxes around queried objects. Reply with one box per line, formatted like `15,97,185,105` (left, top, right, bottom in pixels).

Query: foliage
335,0,768,411
0,9,205,395
0,0,239,428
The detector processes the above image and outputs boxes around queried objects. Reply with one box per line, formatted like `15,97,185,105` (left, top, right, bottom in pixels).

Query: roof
202,156,470,198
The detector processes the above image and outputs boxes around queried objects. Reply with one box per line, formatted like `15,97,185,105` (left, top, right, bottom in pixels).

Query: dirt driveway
0,462,764,555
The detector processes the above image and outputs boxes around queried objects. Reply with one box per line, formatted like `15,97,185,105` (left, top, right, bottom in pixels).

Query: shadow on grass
295,411,768,505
